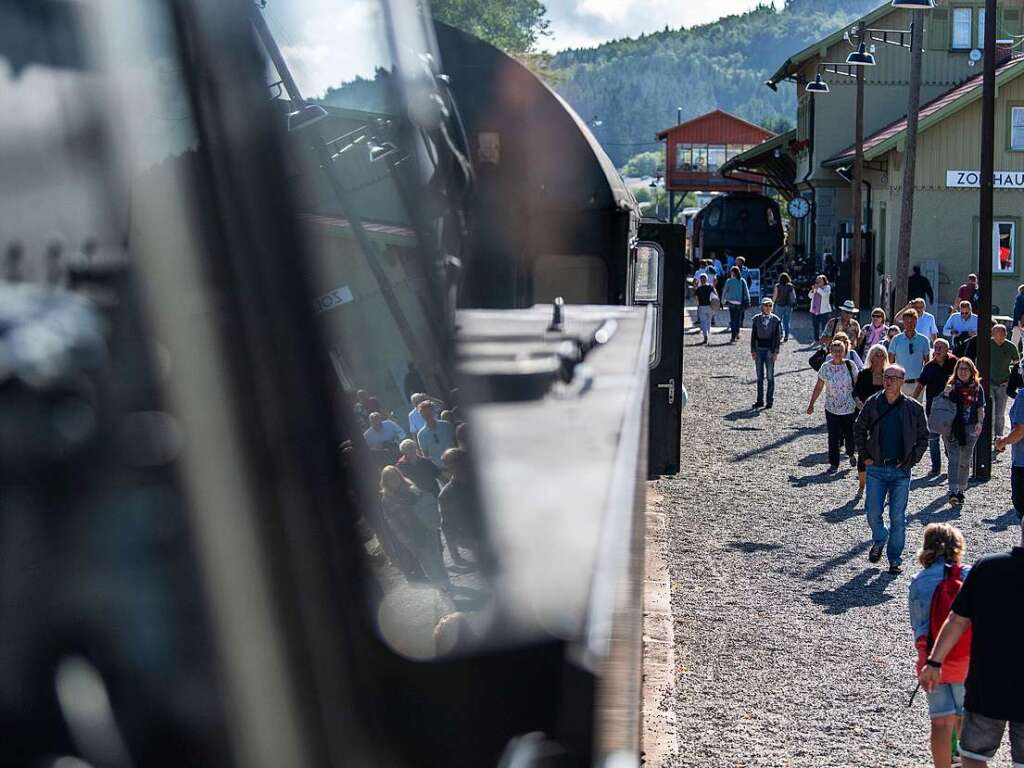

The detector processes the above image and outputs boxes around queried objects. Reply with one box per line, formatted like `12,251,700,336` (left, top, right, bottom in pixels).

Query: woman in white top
808,274,833,345
832,332,864,372
807,339,859,471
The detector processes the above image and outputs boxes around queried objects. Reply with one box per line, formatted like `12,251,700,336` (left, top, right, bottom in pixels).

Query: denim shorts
926,683,965,719
960,710,1024,766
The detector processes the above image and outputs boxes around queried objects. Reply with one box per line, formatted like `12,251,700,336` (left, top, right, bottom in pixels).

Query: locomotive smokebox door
632,220,685,477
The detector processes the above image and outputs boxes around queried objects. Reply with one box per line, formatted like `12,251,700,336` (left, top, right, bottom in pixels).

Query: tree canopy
430,0,550,56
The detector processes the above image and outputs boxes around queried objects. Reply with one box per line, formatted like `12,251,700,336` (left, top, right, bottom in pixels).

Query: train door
631,221,685,477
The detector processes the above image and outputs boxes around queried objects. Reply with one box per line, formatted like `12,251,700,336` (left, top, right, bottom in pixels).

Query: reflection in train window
257,0,493,659
632,244,662,304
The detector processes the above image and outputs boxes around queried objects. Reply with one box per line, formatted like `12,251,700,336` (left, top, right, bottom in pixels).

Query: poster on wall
994,221,1015,274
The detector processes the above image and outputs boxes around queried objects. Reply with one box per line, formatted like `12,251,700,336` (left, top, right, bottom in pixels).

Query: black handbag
1009,364,1023,399
809,347,827,370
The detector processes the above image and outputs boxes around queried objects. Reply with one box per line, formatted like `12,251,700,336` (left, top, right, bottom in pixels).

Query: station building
655,110,774,221
724,0,1024,311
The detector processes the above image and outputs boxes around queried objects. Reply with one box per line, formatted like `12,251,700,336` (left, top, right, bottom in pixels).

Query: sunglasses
884,375,905,382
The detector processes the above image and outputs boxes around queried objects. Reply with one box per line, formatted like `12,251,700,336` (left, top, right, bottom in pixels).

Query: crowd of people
346,383,479,606
709,266,1023,767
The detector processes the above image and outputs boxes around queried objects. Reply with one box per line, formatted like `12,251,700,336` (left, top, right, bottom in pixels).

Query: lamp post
975,0,997,479
849,24,869,311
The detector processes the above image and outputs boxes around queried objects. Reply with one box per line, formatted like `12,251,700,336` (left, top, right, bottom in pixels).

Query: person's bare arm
996,423,1024,451
807,379,825,414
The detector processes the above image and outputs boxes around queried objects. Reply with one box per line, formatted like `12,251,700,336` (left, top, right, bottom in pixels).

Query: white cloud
540,0,781,52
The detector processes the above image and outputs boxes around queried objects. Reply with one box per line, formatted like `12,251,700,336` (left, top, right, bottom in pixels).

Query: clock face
788,196,810,219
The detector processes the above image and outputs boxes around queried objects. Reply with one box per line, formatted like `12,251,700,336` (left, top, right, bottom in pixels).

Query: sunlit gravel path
657,308,1019,767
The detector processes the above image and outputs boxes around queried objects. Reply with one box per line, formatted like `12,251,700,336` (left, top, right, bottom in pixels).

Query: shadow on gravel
803,540,872,581
728,426,766,432
911,475,947,490
798,451,830,467
822,498,863,524
732,424,827,462
724,408,760,421
909,496,960,525
789,468,852,488
979,509,1020,531
809,569,897,615
727,541,783,554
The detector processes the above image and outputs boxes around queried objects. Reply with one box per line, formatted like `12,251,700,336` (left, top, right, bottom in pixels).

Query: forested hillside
549,0,880,166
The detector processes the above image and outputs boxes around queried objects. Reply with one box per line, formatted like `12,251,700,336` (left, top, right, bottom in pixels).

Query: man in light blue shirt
888,309,932,399
943,300,979,345
911,297,938,341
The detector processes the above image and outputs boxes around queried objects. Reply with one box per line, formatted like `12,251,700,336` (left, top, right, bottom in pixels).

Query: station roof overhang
719,129,798,199
766,1,891,88
823,55,1024,168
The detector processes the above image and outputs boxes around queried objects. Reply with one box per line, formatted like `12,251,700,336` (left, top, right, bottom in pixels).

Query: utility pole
851,24,865,309
894,13,924,312
976,0,997,479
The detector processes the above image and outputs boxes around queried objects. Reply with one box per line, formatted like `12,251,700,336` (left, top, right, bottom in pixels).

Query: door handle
657,378,675,405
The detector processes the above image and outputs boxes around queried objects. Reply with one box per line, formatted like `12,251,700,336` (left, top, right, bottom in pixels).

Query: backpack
928,563,971,666
927,394,957,436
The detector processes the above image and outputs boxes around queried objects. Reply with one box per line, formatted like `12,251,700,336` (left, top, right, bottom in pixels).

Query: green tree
620,150,664,178
431,0,550,56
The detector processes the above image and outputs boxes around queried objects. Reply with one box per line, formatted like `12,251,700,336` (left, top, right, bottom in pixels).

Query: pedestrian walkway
657,308,1020,766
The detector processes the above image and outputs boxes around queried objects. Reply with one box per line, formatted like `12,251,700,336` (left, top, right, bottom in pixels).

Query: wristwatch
926,659,942,669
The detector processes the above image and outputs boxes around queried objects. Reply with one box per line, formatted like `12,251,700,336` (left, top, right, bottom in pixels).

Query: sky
539,0,781,52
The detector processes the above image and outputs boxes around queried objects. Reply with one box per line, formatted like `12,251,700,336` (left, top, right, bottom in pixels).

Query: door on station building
837,227,875,309
631,220,686,478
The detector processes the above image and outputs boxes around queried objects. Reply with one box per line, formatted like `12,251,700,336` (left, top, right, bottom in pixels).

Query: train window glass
707,145,726,172
675,143,692,170
0,2,234,763
766,207,777,228
632,244,662,304
258,1,497,661
706,205,721,228
691,145,708,171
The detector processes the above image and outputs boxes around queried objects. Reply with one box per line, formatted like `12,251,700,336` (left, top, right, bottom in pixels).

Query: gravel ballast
657,309,1021,767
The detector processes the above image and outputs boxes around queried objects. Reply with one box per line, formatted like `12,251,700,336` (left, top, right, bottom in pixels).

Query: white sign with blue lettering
946,170,1024,189
314,285,354,314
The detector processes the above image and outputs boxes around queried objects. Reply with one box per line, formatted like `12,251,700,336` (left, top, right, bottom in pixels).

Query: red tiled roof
826,55,1024,167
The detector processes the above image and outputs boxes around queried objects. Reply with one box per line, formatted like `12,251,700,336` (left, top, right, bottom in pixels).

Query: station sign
946,170,1024,189
314,285,354,314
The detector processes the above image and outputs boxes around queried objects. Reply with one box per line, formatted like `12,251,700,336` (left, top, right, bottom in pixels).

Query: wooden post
976,0,997,479
895,14,924,313
851,28,865,309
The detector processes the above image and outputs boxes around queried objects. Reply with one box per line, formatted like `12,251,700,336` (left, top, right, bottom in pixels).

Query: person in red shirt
956,274,981,313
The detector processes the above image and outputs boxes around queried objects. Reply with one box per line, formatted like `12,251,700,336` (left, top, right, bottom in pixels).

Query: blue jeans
865,464,910,567
777,305,793,339
929,432,942,473
728,304,744,339
754,348,775,404
811,312,828,343
944,431,980,493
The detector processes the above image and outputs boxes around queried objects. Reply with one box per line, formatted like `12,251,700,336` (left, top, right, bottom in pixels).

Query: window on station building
1010,106,1024,150
977,7,986,48
995,221,1016,274
707,145,726,172
691,145,708,171
676,143,692,170
952,7,972,48
727,145,744,161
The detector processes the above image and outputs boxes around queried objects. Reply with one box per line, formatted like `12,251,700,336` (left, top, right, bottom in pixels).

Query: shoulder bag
809,347,827,370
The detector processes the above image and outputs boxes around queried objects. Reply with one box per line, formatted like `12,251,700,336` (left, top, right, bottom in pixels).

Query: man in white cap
750,296,782,409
